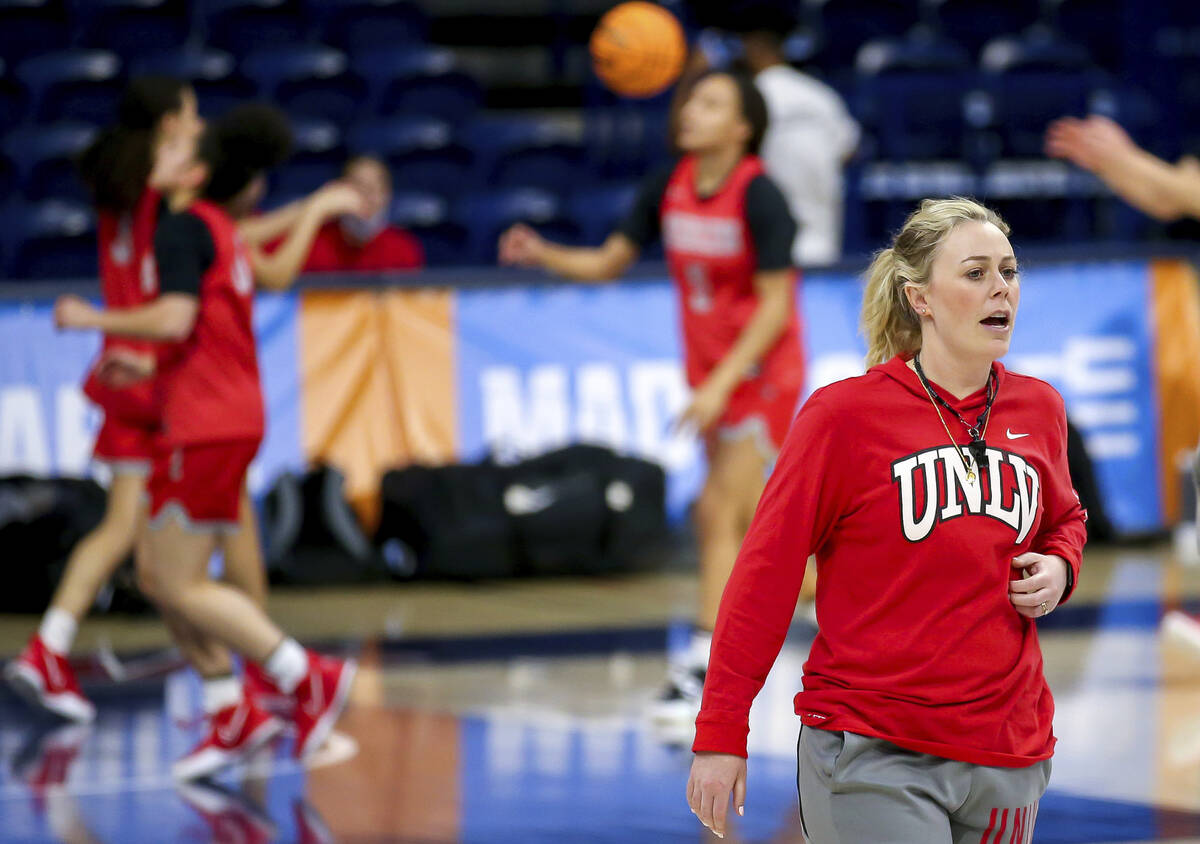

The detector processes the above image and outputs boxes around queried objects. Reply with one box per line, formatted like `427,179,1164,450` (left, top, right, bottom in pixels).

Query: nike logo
216,703,248,745
503,484,558,516
302,671,325,719
1006,429,1030,440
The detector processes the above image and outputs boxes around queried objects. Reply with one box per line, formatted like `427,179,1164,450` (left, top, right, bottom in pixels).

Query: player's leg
145,440,354,773
797,727,957,844
5,464,147,723
653,431,767,722
217,485,282,705
948,759,1050,844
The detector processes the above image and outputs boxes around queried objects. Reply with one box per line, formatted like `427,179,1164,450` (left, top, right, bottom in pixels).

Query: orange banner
298,288,456,530
1152,259,1200,524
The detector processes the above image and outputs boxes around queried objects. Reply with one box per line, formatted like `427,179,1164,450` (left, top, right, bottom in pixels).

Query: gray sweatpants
797,726,1051,844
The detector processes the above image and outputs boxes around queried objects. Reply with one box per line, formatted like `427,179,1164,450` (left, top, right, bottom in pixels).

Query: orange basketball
589,2,687,99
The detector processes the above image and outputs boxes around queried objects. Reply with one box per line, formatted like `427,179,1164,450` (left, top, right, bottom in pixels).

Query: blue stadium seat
312,0,428,52
932,0,1041,58
74,0,190,55
980,30,1098,157
0,59,29,129
354,48,483,124
565,184,637,245
349,117,476,195
453,189,580,264
463,117,586,191
241,45,366,123
389,190,465,266
6,200,97,279
270,118,344,196
0,0,70,65
3,122,97,202
17,49,122,124
814,0,921,67
129,49,253,119
1052,0,1123,69
204,0,312,56
854,33,972,160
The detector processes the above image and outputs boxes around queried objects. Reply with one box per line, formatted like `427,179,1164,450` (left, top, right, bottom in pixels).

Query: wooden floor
3,541,1200,842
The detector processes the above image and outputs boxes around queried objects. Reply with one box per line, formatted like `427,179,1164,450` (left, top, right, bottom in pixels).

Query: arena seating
0,0,1195,276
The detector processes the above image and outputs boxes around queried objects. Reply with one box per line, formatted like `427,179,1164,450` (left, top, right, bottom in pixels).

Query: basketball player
5,80,353,729
687,198,1087,841
53,105,360,779
499,70,803,722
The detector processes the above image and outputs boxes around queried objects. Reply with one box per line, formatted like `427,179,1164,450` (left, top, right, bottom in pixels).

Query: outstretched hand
498,223,545,267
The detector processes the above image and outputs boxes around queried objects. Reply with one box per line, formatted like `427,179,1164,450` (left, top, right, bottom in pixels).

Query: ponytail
859,197,1010,368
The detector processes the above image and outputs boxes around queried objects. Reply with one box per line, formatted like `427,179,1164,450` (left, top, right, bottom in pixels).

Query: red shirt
694,356,1087,767
302,222,424,273
158,200,264,446
661,155,803,391
82,188,161,427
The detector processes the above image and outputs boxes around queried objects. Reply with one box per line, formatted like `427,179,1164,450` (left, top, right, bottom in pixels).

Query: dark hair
199,103,292,203
77,76,191,213
693,69,770,156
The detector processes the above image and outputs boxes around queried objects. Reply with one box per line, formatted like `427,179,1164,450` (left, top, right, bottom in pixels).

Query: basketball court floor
2,541,1200,843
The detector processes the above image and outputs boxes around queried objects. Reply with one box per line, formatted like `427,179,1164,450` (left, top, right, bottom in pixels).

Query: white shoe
649,664,704,725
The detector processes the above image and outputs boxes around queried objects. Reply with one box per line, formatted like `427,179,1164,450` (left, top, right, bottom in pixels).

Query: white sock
685,629,713,670
39,608,78,655
264,638,308,694
202,674,242,715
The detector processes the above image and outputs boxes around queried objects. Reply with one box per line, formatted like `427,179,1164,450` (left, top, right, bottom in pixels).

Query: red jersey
82,188,161,427
158,200,264,446
302,221,424,273
660,155,803,391
694,356,1088,767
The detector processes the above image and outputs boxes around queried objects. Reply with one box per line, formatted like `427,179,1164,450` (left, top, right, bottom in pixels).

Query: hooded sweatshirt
693,354,1087,767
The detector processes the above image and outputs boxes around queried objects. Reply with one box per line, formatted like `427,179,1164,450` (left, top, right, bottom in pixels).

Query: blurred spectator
302,155,424,272
738,12,859,266
1046,115,1200,224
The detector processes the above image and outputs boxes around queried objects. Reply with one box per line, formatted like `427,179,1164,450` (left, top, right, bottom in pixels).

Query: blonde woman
686,198,1086,842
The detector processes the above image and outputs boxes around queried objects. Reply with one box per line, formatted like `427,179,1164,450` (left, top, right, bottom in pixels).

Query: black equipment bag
262,464,385,585
375,445,667,580
376,462,518,580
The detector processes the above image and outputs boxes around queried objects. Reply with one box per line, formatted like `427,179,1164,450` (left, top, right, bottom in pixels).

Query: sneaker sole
4,662,95,723
297,660,357,762
172,717,284,782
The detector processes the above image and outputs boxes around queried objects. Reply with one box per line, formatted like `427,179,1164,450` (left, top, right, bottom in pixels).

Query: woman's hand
675,377,734,436
96,347,156,387
1009,553,1069,619
686,752,746,839
54,295,99,331
312,181,368,219
498,223,546,267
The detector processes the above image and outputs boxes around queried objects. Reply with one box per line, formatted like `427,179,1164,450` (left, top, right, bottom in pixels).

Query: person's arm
498,227,639,281
687,389,849,832
55,294,197,341
248,182,365,290
237,197,310,246
498,167,669,281
55,210,211,340
1008,389,1087,615
678,176,798,433
1046,115,1200,221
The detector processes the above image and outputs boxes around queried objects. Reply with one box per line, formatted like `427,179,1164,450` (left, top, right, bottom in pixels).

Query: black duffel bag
261,464,385,585
0,475,107,612
506,444,666,575
376,461,518,580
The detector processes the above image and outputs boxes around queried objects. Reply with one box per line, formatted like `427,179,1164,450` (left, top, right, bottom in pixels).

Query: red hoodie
693,355,1087,767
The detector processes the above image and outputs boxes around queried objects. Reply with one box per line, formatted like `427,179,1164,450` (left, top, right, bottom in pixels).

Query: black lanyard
913,354,998,471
